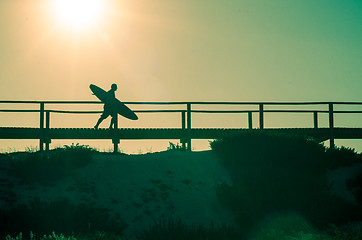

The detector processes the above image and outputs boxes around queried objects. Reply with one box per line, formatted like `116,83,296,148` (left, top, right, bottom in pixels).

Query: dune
1,149,361,237
0,150,235,236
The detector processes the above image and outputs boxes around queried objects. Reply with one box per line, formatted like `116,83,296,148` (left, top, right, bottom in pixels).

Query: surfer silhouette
94,83,118,129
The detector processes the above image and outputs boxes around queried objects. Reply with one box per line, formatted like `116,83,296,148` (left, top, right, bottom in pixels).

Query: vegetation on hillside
1,198,127,239
7,144,97,185
1,137,362,239
210,132,362,236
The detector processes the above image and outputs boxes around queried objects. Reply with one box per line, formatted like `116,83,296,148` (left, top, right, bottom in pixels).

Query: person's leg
109,118,113,129
94,112,109,129
94,117,104,129
109,114,117,129
95,104,113,129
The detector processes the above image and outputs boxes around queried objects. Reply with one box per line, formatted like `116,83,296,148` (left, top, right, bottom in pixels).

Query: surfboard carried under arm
90,84,138,120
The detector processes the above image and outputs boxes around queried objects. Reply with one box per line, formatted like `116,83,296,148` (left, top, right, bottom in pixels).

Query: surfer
94,83,118,129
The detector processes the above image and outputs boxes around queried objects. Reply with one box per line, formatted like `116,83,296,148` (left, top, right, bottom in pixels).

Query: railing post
259,104,264,129
187,103,191,151
313,112,318,129
113,114,120,153
181,111,186,149
248,112,253,129
329,103,335,149
45,111,51,151
39,102,44,152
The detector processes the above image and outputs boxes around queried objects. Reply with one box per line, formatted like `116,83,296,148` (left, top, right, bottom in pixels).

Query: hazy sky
1,0,362,152
1,0,361,102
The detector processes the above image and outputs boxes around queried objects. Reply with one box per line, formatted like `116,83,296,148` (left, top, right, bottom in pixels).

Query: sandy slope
1,150,235,235
1,149,361,236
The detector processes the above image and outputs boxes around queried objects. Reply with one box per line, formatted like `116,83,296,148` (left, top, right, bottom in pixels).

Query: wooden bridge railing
1,101,362,152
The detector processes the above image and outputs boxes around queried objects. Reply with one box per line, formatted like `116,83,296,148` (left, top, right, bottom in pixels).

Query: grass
4,223,362,240
136,216,241,240
5,232,77,240
0,197,127,238
5,231,131,240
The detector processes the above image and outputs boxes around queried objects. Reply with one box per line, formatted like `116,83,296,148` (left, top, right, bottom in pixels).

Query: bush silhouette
347,172,362,205
8,144,97,185
210,132,362,233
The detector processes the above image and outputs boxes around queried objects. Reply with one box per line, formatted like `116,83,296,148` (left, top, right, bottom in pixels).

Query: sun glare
52,0,104,29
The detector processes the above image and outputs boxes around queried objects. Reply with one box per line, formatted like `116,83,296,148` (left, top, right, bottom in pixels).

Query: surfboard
90,84,138,120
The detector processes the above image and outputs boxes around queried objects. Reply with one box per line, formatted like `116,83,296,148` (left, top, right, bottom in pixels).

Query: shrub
167,142,185,151
8,144,97,185
325,147,362,169
346,171,362,205
210,132,362,233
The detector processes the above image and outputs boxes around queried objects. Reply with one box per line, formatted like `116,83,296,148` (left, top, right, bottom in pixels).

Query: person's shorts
101,105,117,118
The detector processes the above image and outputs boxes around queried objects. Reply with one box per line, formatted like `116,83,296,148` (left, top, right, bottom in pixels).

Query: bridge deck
1,127,362,142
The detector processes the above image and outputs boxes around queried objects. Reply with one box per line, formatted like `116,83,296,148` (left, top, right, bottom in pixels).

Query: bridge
1,101,362,153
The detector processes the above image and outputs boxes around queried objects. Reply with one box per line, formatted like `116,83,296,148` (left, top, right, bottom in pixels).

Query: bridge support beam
187,103,192,151
45,111,51,151
181,111,186,149
39,103,45,152
259,104,264,129
329,103,335,149
113,114,120,153
248,112,253,129
313,112,319,129
113,138,120,153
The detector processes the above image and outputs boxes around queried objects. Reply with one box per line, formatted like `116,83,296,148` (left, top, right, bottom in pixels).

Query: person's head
111,83,117,91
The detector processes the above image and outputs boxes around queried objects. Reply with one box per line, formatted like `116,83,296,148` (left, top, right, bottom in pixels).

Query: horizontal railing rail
2,109,362,114
2,100,362,105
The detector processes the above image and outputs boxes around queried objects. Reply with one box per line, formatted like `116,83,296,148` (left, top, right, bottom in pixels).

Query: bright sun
51,0,104,29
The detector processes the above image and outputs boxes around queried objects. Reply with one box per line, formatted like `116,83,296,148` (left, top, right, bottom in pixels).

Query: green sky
0,0,362,152
1,0,361,101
